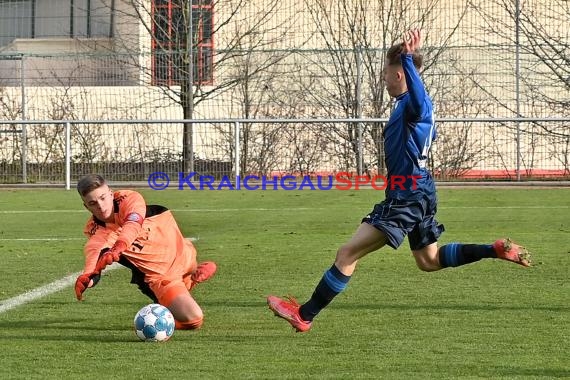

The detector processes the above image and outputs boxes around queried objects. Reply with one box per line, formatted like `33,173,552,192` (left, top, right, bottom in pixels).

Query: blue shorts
361,195,445,250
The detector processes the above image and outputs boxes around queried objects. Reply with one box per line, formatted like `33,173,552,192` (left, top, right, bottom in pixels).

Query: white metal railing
1,117,569,189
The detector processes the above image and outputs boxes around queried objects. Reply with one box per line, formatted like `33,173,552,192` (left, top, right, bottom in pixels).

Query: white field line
0,263,121,314
0,197,565,313
0,237,199,313
0,205,567,215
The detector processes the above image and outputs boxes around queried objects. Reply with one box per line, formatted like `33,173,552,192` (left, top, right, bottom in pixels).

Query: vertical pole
356,45,363,176
188,1,194,109
234,121,240,180
86,0,91,37
20,55,27,184
185,0,195,173
65,122,71,190
515,0,521,181
109,0,115,37
70,0,74,37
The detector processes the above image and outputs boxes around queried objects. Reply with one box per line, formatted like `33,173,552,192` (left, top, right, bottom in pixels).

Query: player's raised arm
401,28,430,119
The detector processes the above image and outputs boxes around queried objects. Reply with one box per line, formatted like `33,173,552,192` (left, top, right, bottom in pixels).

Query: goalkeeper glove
74,273,100,301
94,240,128,274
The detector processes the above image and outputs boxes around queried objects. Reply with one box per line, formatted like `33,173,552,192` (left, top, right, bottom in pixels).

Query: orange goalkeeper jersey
82,190,196,282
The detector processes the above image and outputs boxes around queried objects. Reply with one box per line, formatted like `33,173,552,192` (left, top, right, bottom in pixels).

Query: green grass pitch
0,187,568,379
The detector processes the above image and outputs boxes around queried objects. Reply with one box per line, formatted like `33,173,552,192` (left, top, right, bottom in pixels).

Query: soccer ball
134,303,176,342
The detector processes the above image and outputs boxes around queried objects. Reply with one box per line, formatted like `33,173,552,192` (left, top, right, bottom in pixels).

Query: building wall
0,0,568,177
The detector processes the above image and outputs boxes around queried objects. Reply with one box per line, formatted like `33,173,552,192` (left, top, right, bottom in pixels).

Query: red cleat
267,295,312,332
493,238,532,267
189,261,217,290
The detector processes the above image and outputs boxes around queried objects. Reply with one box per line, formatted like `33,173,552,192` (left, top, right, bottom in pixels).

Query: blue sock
438,243,497,268
299,264,351,322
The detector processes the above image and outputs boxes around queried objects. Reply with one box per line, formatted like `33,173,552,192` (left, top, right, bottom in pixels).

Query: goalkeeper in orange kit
74,174,216,330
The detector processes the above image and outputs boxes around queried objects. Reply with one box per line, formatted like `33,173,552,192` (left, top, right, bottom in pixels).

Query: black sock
299,264,351,322
438,243,496,268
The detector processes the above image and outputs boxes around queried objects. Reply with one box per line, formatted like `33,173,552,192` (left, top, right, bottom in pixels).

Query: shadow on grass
0,318,137,342
489,366,570,379
0,318,127,330
0,334,136,343
333,302,570,312
202,299,569,312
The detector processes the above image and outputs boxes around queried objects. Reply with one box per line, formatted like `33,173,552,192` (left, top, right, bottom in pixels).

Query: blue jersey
383,54,437,200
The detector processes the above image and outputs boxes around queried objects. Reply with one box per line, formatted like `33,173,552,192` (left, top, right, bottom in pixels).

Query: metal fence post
20,55,27,184
515,0,521,181
356,45,363,175
65,121,71,190
234,121,240,180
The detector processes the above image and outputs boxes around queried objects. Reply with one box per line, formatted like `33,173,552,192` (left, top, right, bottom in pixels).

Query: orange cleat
189,261,217,290
267,295,312,332
493,238,532,267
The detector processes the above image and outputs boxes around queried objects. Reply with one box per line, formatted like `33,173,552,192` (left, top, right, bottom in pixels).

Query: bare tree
111,0,300,173
431,62,489,179
0,87,23,172
469,0,570,176
220,0,307,175
299,0,467,176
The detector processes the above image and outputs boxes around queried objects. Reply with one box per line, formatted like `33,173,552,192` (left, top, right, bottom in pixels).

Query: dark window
0,0,114,47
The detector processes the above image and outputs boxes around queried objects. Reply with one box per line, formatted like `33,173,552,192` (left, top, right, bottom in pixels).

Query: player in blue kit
267,29,532,332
